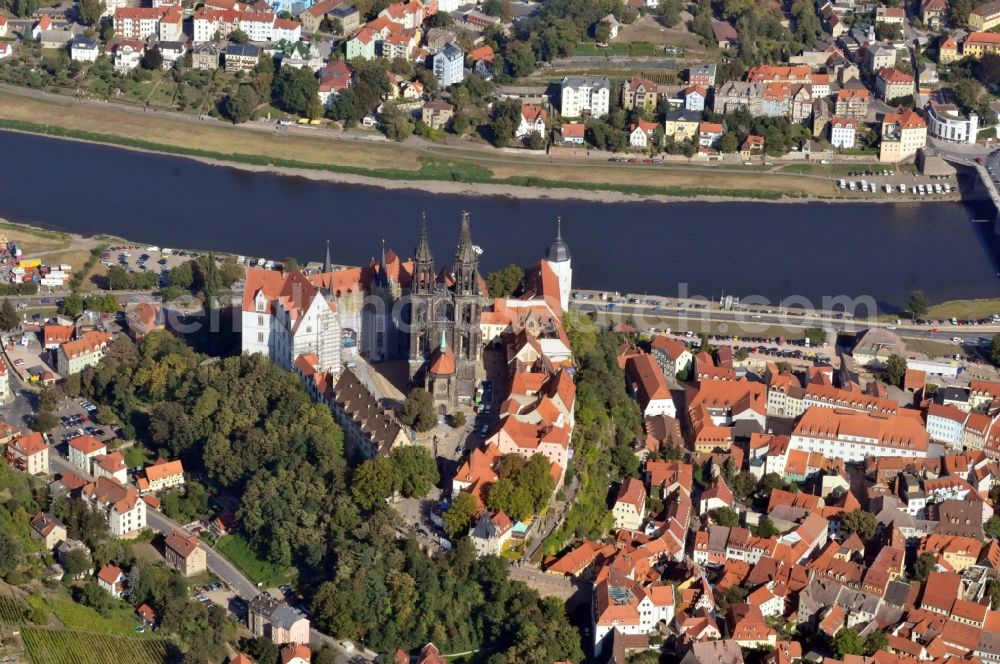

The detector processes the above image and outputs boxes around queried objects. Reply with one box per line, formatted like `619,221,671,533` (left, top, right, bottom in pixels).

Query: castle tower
545,217,572,313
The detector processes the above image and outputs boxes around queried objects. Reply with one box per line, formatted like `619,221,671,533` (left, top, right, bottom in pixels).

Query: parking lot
52,398,119,452
4,332,58,383
101,245,205,288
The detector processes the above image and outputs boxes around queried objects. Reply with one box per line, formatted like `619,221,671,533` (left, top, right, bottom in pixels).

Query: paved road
46,451,368,661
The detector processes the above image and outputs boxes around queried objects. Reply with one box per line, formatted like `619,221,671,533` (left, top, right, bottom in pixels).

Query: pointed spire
556,216,562,241
455,210,477,265
439,329,448,352
415,213,433,263
323,239,331,274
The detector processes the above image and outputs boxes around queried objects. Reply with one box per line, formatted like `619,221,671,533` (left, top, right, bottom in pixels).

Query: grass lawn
215,534,291,588
924,298,1000,320
121,444,153,469
146,77,178,109
26,595,148,638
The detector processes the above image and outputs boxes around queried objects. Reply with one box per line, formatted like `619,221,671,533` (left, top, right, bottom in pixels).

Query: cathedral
406,211,484,411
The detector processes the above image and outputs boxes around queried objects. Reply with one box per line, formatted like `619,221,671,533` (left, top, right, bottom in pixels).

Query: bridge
941,153,1000,234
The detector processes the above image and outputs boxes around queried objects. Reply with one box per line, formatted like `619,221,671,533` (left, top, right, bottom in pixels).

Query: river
0,130,998,312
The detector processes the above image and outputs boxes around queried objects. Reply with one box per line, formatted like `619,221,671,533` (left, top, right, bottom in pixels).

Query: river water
0,130,998,312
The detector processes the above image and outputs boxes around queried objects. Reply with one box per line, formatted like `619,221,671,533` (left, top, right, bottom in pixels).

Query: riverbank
0,87,954,205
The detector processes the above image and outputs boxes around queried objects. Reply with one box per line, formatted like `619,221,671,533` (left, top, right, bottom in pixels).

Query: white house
612,478,646,530
560,76,611,118
926,403,966,446
0,42,12,60
241,268,342,374
70,35,100,62
432,43,464,87
683,84,707,111
97,564,124,598
81,477,146,538
650,336,693,377
516,104,547,139
111,41,145,72
68,435,106,473
628,119,660,148
469,510,513,556
829,117,857,149
593,580,674,657
625,354,676,418
0,16,7,37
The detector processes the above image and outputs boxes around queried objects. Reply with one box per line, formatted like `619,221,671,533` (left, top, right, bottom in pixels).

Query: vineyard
0,595,26,623
21,628,172,664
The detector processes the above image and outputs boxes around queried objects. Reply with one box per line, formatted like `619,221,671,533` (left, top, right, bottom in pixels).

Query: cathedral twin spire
413,211,479,295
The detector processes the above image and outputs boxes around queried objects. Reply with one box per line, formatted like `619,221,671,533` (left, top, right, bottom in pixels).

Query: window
258,315,263,326
257,332,264,343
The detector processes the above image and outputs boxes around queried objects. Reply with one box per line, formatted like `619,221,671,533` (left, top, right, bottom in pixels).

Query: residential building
136,459,185,493
68,435,106,473
650,336,693,378
421,101,454,130
625,354,676,418
875,6,905,23
57,331,111,376
516,104,547,139
713,20,738,48
879,107,927,162
790,407,930,462
113,6,168,39
713,81,764,116
6,431,48,475
314,367,409,459
81,476,146,538
829,117,856,148
593,579,674,656
664,109,702,141
560,123,585,145
628,119,660,149
469,45,494,79
280,645,312,664
964,31,1000,57
469,510,513,556
613,478,646,530
165,529,208,576
299,0,340,34
330,4,359,32
345,28,376,59
622,77,659,111
0,42,12,60
93,451,127,485
698,122,724,148
192,8,276,43
740,134,765,158
69,34,99,62
689,63,717,87
192,42,220,70
876,68,915,102
925,100,979,144
684,85,707,111
560,76,611,119
921,0,948,26
835,88,869,120
432,43,464,87
159,6,183,40
30,511,66,549
866,44,897,72
248,594,310,645
109,40,145,72
225,43,262,72
939,35,959,63
970,0,1000,31
97,564,124,598
0,17,6,37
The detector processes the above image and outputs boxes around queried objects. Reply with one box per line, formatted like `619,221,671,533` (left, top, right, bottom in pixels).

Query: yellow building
963,31,1000,57
879,108,927,163
970,0,1000,31
664,110,700,142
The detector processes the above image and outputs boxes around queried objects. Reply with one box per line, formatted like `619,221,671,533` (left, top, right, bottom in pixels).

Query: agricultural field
21,628,172,664
0,594,26,623
26,595,146,638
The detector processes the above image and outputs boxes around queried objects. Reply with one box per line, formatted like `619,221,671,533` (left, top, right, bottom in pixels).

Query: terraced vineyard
0,594,26,623
21,628,172,664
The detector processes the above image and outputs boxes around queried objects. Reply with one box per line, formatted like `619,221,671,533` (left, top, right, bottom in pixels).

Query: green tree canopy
840,509,877,540
401,388,436,432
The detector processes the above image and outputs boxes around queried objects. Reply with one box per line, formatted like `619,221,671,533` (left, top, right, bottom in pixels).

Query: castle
241,211,572,412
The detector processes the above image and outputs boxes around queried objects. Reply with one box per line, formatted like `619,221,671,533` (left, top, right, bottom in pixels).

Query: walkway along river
0,130,998,312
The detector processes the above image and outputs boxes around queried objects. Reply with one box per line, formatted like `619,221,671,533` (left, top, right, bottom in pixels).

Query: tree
864,631,889,656
720,132,738,153
78,0,105,25
389,445,439,498
658,0,682,26
444,491,478,538
60,292,83,318
528,130,546,150
594,20,612,44
351,457,396,509
914,551,937,581
401,388,436,432
32,410,58,433
953,77,985,116
875,22,901,41
951,0,973,25
451,411,466,428
758,516,776,538
710,506,739,526
141,47,163,71
485,264,524,298
987,515,1000,539
63,547,93,577
832,628,865,658
907,290,931,319
274,66,320,116
0,300,19,331
231,28,249,44
840,509,877,540
0,532,22,578
883,354,907,387
990,334,1000,367
224,85,260,124
248,637,279,664
989,579,1000,610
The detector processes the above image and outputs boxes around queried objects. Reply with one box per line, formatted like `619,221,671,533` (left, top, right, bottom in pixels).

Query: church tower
408,216,436,383
452,211,483,399
545,217,572,313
